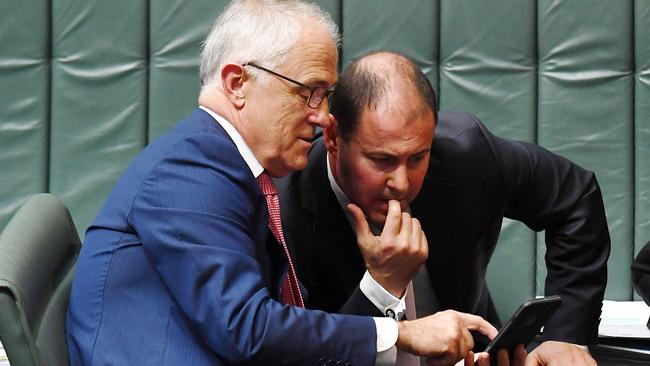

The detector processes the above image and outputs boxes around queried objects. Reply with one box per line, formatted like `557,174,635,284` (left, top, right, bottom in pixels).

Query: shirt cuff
360,271,407,320
372,317,397,356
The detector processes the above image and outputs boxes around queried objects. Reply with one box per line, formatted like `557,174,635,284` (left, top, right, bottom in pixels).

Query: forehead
352,105,435,153
277,21,338,87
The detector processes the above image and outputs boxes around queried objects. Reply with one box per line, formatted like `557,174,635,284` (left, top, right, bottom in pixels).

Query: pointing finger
382,200,403,237
459,313,498,340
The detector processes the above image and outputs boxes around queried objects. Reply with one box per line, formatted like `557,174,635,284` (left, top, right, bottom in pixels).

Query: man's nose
307,101,331,129
386,165,410,196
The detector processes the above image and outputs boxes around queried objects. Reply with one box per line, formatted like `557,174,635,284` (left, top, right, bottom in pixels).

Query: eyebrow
364,148,430,157
297,72,336,86
302,78,336,89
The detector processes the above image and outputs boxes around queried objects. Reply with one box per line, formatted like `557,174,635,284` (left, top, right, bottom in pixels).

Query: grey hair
199,0,340,90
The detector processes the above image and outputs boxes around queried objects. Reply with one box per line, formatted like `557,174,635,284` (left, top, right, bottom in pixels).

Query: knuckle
412,217,421,228
447,311,460,322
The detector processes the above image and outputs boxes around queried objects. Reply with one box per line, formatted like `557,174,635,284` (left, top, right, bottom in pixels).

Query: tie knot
257,172,277,196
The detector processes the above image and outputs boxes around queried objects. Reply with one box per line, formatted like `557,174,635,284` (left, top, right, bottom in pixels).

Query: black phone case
483,295,563,365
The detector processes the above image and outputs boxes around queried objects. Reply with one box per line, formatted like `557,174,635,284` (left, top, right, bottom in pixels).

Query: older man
278,51,608,365
65,2,504,366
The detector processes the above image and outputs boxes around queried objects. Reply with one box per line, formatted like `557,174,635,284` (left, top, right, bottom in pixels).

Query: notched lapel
302,140,366,296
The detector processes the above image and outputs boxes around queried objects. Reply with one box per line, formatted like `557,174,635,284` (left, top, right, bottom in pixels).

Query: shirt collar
199,105,264,178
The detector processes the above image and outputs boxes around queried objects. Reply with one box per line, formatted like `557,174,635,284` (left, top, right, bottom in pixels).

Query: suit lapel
301,141,366,297
412,145,457,312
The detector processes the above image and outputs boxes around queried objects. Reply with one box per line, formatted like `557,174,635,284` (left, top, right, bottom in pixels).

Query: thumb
347,203,372,239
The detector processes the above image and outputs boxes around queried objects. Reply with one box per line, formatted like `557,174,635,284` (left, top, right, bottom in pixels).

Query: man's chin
282,155,309,174
367,213,387,231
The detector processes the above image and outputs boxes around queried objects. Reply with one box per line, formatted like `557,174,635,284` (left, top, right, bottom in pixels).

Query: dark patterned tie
257,172,304,307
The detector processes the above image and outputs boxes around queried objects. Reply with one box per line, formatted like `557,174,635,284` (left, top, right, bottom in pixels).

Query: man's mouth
298,135,315,143
378,198,408,211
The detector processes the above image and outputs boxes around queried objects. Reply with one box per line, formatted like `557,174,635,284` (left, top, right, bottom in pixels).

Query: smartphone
483,295,562,365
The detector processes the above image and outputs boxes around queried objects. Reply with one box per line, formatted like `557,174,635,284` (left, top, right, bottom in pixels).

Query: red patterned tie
257,172,304,307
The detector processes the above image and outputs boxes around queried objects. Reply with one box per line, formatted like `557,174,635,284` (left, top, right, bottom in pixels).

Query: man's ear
323,114,340,156
221,64,247,108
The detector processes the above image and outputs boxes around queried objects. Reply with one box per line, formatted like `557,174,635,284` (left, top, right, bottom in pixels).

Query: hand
455,346,527,366
525,341,596,366
396,310,498,366
347,200,428,297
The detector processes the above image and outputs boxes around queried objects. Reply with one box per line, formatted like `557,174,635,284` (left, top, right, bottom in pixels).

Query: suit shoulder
135,110,257,211
435,110,486,140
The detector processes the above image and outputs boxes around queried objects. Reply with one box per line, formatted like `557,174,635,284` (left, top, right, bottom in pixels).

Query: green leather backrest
1,0,648,321
0,194,81,366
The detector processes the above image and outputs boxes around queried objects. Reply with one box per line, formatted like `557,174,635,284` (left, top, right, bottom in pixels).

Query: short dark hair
330,51,438,140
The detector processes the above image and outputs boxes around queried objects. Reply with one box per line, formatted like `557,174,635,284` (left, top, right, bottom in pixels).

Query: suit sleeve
474,116,610,345
129,133,376,365
340,287,389,317
632,241,650,306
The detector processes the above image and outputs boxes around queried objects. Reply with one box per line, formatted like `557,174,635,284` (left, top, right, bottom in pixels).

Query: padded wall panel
0,1,49,231
537,0,634,299
50,0,148,235
439,0,537,321
439,0,537,142
635,0,650,299
635,2,650,249
341,0,438,88
487,220,536,320
148,0,228,141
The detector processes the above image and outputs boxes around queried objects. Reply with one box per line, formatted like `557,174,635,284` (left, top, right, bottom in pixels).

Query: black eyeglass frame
243,63,334,109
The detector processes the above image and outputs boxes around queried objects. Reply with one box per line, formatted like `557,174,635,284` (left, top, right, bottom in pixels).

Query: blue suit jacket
66,108,376,365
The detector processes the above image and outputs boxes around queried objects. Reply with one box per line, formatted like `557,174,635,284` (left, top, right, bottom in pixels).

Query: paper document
599,300,650,339
0,339,9,366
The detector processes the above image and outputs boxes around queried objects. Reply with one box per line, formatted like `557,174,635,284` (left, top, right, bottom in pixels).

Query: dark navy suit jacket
66,108,376,365
277,111,610,346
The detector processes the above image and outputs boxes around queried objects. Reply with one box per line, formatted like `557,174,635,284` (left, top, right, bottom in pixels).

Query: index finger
382,200,403,236
458,313,498,340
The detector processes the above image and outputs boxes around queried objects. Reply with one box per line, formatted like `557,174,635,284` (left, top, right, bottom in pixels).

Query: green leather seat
0,194,81,366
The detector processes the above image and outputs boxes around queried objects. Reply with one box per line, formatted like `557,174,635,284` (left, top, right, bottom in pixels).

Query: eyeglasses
243,63,334,109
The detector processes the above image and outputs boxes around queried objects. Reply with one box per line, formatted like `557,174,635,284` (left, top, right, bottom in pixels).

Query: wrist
368,270,407,298
395,320,409,351
360,271,408,320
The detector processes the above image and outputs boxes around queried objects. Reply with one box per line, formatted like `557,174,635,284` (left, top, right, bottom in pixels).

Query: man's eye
372,157,392,164
296,89,310,102
410,154,426,163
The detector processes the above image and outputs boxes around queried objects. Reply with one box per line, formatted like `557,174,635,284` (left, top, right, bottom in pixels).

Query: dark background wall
0,0,648,320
